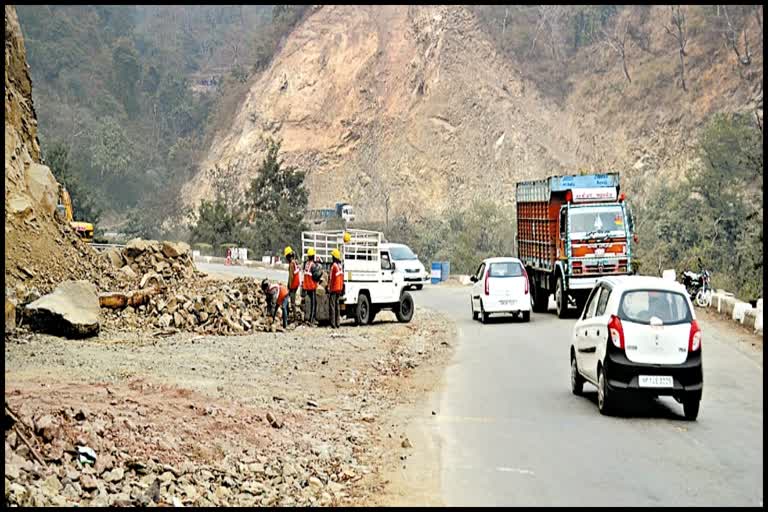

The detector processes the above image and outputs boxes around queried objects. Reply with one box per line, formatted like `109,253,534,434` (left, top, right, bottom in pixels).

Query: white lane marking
496,467,535,475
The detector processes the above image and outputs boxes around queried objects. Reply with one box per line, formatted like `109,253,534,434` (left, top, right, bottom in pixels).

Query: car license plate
499,299,515,305
638,375,673,388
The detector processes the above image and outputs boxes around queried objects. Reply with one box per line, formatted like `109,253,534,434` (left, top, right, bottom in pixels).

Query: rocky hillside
4,5,110,297
183,5,762,223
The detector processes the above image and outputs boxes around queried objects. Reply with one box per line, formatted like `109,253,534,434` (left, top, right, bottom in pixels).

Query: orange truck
515,173,636,318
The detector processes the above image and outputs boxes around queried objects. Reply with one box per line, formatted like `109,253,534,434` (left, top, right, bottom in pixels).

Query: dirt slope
183,5,762,222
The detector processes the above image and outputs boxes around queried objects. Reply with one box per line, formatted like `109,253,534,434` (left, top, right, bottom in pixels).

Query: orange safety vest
288,260,300,290
303,260,317,291
329,261,344,293
269,283,289,305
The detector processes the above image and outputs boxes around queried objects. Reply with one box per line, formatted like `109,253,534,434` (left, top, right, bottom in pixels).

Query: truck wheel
555,276,568,319
531,277,548,313
367,307,378,325
355,294,371,325
395,292,414,323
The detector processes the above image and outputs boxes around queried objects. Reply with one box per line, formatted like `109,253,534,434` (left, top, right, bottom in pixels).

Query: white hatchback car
569,276,703,420
470,257,531,323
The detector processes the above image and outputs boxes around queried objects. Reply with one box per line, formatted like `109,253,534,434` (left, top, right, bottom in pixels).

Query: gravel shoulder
4,306,454,506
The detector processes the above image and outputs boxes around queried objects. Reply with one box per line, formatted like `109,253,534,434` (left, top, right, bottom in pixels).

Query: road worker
262,279,290,329
328,248,344,329
303,248,319,325
285,246,300,322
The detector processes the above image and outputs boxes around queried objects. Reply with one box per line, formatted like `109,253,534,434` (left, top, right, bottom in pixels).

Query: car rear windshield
488,262,523,277
618,289,692,325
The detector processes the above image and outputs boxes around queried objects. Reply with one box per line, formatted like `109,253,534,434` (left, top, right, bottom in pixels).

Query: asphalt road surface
196,263,763,506
418,285,762,507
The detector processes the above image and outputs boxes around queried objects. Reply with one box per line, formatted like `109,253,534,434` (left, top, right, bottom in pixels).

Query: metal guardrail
90,243,126,252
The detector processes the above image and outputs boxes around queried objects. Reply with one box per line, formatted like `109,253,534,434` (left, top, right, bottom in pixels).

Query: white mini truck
301,229,415,325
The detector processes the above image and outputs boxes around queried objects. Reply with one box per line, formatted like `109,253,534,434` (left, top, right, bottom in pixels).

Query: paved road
417,285,762,507
195,263,763,506
197,262,286,282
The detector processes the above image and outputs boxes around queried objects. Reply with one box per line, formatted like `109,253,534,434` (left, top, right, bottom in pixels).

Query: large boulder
23,281,100,338
124,238,153,258
161,241,190,259
24,163,58,216
7,194,33,217
103,248,124,269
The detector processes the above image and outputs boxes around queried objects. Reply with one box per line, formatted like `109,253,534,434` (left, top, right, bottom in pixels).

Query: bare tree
602,18,633,83
664,5,689,91
502,6,509,37
722,5,752,67
529,5,567,62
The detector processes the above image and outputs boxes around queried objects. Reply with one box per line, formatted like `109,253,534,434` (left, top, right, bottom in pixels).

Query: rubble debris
77,446,97,465
100,277,300,336
103,248,124,269
265,412,283,429
23,280,100,338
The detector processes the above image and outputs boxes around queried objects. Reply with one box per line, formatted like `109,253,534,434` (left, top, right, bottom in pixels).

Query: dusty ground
4,307,454,506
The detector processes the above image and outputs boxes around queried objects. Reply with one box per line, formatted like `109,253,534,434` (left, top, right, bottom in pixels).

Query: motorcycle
681,259,712,307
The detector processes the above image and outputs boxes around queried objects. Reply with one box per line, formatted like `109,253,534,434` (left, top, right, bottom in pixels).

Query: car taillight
522,267,529,295
608,314,624,350
689,320,702,352
484,272,490,295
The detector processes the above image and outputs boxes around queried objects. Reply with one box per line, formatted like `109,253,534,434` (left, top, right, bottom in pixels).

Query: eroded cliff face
184,5,761,223
5,4,58,219
5,5,107,295
182,5,582,221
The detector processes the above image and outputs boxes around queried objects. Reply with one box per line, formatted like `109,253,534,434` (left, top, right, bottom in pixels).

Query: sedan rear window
618,290,692,325
488,262,523,277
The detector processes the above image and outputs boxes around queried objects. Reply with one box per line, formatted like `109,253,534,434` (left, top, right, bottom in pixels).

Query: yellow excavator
56,185,94,243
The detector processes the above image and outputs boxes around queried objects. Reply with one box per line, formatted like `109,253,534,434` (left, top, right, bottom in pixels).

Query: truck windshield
389,246,418,260
569,206,625,237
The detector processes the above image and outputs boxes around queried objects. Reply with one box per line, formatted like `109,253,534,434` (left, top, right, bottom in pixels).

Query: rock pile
4,399,357,507
101,277,301,335
102,239,199,285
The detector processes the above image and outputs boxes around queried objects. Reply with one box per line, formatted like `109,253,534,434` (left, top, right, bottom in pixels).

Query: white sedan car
570,276,703,420
470,257,531,323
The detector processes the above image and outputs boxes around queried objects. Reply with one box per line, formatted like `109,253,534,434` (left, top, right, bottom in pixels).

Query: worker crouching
328,248,344,329
262,279,290,329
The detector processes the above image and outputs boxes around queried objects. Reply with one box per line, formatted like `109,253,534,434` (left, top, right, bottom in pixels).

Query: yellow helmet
307,247,315,257
331,248,341,260
284,246,293,256
343,232,351,243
